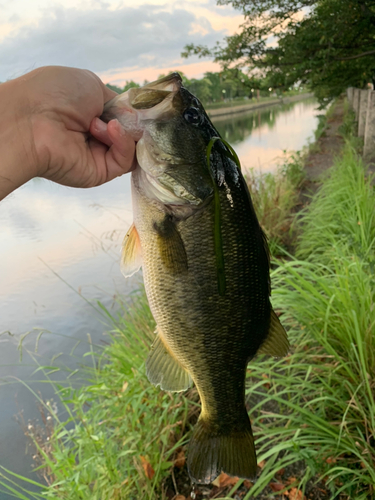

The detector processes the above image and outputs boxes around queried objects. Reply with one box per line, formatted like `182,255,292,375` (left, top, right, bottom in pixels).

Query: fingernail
113,119,127,136
94,118,107,133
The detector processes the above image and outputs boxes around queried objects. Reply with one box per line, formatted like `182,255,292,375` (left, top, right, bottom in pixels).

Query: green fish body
102,73,288,484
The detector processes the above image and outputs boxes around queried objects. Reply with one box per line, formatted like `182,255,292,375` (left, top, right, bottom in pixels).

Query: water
0,97,319,496
213,97,320,173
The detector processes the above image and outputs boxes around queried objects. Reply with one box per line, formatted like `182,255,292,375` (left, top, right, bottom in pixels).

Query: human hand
30,66,136,187
0,66,136,199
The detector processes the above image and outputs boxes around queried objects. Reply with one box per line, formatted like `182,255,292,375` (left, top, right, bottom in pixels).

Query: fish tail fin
187,410,257,484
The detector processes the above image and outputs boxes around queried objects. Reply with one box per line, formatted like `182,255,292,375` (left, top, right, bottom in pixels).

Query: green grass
313,113,328,141
233,138,375,499
246,150,306,254
1,292,191,500
296,145,375,265
205,95,280,110
205,90,310,111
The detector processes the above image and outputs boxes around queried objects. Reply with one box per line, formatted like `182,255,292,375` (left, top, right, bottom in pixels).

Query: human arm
0,66,136,201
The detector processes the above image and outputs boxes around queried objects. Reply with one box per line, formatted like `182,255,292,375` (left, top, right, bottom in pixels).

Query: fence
347,87,375,160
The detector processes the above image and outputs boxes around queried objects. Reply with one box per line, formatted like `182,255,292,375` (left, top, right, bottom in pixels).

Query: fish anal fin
187,410,257,484
257,309,289,357
146,331,192,392
121,223,142,278
153,216,188,274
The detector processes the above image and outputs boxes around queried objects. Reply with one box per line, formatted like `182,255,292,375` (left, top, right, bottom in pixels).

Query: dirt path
301,100,345,201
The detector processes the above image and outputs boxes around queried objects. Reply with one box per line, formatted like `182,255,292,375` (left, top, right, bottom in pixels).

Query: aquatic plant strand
206,137,225,296
206,136,243,296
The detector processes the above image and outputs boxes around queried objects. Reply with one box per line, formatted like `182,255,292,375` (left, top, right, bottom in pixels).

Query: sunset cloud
0,1,243,83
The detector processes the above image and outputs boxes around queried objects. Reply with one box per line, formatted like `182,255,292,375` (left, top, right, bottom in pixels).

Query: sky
0,0,244,86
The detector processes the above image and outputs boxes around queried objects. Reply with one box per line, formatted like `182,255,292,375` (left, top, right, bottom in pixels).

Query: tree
158,72,213,103
182,0,375,102
106,83,123,94
106,81,140,94
123,80,140,91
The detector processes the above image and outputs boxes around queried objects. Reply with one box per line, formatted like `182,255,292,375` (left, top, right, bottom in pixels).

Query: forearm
0,77,38,200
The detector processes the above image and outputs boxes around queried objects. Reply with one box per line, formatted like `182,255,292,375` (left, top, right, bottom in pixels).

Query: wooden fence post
358,90,370,137
353,88,360,119
364,90,375,160
347,87,354,106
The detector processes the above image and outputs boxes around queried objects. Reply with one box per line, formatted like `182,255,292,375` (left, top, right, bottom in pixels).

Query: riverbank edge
300,97,345,200
206,92,314,118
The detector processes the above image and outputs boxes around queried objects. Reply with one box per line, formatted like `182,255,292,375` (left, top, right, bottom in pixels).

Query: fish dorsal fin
120,223,142,278
146,331,192,392
257,309,289,357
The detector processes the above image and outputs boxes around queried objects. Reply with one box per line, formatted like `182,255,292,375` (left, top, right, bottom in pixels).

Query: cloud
178,0,238,17
97,59,222,86
8,13,21,23
0,4,224,81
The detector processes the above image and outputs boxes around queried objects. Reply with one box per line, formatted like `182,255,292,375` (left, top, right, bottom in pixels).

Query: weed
296,140,375,265
246,151,305,254
2,292,190,500
314,114,328,141
238,139,375,499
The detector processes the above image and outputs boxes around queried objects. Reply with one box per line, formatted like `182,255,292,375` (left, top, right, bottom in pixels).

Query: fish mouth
141,72,182,93
101,73,208,210
128,73,182,110
101,73,182,129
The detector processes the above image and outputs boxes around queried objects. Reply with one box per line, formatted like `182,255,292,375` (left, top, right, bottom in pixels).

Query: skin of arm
0,66,136,201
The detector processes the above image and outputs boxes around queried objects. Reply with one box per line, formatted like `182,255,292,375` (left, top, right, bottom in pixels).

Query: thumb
90,117,137,182
106,119,137,177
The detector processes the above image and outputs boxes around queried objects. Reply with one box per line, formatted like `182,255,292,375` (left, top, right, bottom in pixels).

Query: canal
0,97,319,496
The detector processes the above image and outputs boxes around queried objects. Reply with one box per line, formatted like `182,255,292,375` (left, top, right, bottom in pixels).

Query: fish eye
183,107,202,126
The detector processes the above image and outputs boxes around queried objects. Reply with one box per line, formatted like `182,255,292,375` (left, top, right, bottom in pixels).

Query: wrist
0,77,39,200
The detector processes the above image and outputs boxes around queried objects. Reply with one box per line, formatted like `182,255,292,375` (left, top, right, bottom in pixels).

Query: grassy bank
3,102,374,499
241,138,375,500
228,104,374,499
205,95,279,110
1,294,191,499
205,90,309,111
246,149,306,255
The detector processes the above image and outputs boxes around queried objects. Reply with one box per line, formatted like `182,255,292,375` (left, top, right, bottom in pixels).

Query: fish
101,73,289,484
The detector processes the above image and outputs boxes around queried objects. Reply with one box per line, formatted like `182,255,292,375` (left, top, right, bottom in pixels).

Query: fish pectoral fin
257,308,289,357
121,223,142,278
154,217,188,274
146,332,192,392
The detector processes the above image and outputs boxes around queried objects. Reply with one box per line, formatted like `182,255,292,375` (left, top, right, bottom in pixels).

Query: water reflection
213,105,283,143
212,98,319,172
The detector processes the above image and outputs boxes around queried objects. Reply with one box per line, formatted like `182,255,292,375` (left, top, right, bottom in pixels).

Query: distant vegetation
106,68,306,106
244,105,375,499
183,0,375,103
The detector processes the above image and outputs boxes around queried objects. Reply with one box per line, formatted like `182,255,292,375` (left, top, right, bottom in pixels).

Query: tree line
106,68,303,105
183,0,375,104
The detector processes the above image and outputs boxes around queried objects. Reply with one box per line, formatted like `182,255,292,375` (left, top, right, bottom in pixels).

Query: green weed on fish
206,136,242,296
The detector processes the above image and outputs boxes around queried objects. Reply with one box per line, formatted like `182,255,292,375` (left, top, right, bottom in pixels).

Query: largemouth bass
102,73,288,484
